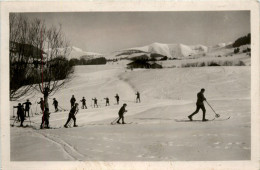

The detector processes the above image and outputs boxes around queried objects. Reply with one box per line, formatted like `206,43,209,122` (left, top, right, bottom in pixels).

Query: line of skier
12,91,141,128
12,88,209,128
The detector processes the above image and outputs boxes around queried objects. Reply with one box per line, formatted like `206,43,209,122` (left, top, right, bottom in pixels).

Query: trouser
24,109,30,117
136,98,140,103
71,103,75,108
41,116,49,128
94,103,98,108
106,102,109,106
117,114,124,123
17,111,20,121
116,100,119,105
82,104,87,109
20,116,24,126
65,113,76,126
54,105,58,112
189,104,206,119
18,113,24,126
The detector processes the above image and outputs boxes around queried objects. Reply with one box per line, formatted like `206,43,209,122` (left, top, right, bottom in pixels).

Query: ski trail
33,130,86,160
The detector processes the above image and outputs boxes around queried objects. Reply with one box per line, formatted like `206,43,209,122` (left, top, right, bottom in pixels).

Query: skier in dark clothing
23,99,32,117
37,98,44,114
188,88,208,121
80,97,87,109
104,97,110,106
115,94,119,105
136,91,141,103
53,98,59,112
117,103,127,124
92,98,98,108
40,108,50,129
14,103,25,126
70,95,76,108
64,103,79,128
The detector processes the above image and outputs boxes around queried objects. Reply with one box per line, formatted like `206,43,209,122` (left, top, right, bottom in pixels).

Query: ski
111,122,134,125
175,117,230,122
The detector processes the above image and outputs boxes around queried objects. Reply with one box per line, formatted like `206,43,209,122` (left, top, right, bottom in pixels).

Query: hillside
10,64,250,161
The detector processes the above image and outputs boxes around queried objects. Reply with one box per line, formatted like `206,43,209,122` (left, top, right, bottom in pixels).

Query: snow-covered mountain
44,46,103,60
107,42,209,60
67,47,103,60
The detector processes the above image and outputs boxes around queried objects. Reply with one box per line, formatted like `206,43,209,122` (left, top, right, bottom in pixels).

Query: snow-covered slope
10,63,250,161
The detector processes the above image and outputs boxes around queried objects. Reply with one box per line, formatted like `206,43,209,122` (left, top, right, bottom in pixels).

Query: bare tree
36,24,73,108
9,14,42,100
9,14,73,103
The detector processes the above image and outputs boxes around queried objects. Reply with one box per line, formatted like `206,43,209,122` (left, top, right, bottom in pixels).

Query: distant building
10,41,45,60
149,62,163,69
127,60,162,69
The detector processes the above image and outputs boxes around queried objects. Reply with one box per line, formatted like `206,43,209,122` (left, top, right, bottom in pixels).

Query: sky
22,11,250,54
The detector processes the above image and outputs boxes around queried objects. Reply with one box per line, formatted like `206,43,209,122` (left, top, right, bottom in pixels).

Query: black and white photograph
1,1,259,170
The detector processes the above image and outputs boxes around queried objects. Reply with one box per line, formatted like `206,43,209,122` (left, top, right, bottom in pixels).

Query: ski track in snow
33,130,86,160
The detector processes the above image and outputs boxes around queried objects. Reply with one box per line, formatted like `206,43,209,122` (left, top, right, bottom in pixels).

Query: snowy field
10,62,250,161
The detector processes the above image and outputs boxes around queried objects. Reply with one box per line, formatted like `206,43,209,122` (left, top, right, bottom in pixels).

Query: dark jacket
38,100,44,108
23,101,32,110
118,106,126,116
70,105,78,115
196,92,206,105
53,100,58,106
81,99,86,104
70,97,76,104
15,105,25,118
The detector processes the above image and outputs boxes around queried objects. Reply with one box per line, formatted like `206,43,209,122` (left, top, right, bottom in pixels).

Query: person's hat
83,97,85,98
123,103,127,106
201,88,205,91
53,98,56,100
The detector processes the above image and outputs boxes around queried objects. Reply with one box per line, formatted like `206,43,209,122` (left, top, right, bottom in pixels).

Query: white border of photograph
1,1,259,170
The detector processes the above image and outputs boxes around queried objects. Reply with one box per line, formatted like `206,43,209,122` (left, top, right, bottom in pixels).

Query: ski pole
11,116,18,127
13,106,15,118
206,101,220,118
31,108,33,117
111,117,120,125
35,104,38,115
28,114,32,126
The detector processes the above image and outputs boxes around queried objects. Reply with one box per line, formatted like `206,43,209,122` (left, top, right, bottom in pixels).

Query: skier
115,94,120,105
37,98,44,114
188,88,208,121
70,95,76,108
53,98,59,112
136,91,141,103
117,103,127,124
41,108,50,129
104,97,110,106
23,99,32,117
80,97,87,109
64,103,79,128
14,103,25,127
40,108,50,129
92,98,98,108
